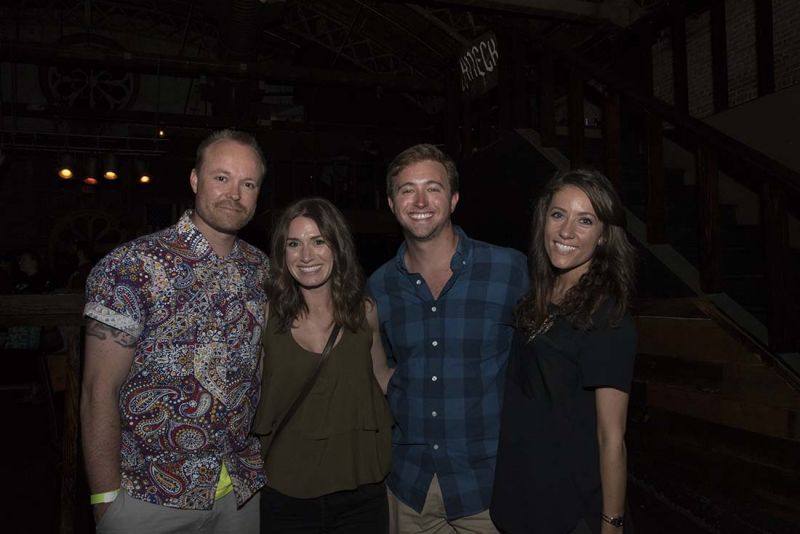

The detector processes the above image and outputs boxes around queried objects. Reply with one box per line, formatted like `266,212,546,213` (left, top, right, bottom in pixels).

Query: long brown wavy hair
268,197,366,333
517,168,637,333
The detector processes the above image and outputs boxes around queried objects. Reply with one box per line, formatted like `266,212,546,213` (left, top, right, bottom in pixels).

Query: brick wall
687,11,713,117
726,0,757,107
651,0,800,117
773,0,800,90
652,29,674,106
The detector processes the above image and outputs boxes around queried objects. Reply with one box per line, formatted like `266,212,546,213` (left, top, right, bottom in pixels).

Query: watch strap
601,513,624,528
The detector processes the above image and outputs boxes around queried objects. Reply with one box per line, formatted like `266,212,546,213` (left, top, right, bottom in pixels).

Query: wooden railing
0,294,84,534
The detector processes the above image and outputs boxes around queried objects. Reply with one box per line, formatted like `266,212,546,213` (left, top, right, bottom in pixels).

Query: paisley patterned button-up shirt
85,211,268,510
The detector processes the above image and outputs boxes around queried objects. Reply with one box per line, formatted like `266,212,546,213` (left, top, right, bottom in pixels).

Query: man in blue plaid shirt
368,144,529,533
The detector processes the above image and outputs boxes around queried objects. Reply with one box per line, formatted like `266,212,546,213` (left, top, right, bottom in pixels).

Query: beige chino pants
387,474,499,534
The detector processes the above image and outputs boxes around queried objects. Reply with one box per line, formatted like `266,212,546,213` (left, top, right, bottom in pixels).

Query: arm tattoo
87,319,137,348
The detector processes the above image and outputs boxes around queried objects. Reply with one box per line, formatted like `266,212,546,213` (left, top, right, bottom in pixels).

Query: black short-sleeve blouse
490,304,636,534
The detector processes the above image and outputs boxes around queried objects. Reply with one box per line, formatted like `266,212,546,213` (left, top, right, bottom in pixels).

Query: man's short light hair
195,129,266,182
385,144,459,198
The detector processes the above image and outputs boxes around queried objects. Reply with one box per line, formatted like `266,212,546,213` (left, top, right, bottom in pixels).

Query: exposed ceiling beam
2,42,442,94
355,1,450,58
405,4,470,46
418,0,641,27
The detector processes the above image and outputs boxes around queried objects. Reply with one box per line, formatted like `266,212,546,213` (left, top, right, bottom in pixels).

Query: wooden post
754,0,775,96
538,49,555,147
671,2,689,113
603,93,622,195
568,70,584,167
695,146,721,292
710,0,729,112
646,113,666,243
761,178,793,352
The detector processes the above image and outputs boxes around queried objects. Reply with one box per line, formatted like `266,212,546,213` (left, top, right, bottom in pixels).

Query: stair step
635,251,697,299
629,409,800,529
780,353,800,376
635,354,724,391
643,382,800,441
721,224,762,248
635,316,763,363
633,408,800,473
635,363,800,410
720,274,767,306
719,248,766,276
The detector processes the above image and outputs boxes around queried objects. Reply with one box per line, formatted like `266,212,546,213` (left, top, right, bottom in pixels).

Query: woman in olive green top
254,197,394,533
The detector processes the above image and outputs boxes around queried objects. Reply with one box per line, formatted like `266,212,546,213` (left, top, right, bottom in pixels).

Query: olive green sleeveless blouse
253,314,392,498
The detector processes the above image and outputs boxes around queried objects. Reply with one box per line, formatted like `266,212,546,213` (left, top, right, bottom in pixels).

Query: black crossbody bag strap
267,324,341,450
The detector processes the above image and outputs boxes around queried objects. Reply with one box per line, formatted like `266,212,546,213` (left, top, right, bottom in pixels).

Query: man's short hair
195,129,266,182
385,144,459,198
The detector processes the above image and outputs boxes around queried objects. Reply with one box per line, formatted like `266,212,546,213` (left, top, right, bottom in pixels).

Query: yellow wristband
90,489,119,505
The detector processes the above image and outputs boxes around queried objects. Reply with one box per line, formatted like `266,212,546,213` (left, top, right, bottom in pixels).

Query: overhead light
157,128,166,138
135,159,151,184
58,154,75,180
103,153,118,180
84,156,98,185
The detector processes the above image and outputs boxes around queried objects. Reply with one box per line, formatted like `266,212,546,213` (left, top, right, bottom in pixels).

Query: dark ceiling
1,0,654,136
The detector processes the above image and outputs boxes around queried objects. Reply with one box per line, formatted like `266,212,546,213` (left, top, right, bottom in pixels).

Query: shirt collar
393,225,472,275
176,210,242,261
449,225,471,273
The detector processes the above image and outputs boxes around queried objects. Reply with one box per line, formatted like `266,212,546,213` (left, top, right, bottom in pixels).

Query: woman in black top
491,169,637,534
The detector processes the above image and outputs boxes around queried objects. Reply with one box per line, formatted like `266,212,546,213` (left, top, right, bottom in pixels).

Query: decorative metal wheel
39,33,139,110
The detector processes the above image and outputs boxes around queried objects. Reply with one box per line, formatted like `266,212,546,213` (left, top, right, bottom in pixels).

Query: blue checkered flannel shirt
368,226,529,519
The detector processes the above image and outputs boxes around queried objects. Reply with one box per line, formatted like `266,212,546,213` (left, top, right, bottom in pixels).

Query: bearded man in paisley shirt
81,129,269,534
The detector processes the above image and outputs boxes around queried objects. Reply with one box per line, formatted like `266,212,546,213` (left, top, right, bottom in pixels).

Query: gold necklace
527,313,555,343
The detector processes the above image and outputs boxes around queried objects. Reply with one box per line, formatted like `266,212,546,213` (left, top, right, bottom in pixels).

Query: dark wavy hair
268,197,366,333
385,143,459,198
517,168,637,333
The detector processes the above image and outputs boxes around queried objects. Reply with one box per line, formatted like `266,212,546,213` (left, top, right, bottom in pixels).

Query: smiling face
190,139,262,239
544,185,605,289
285,216,334,291
388,159,459,243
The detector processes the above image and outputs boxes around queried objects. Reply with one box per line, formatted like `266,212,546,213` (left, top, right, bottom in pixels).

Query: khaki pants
387,475,499,534
96,490,259,534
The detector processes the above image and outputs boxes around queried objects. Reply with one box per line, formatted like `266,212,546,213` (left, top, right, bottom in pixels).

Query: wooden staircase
630,298,800,532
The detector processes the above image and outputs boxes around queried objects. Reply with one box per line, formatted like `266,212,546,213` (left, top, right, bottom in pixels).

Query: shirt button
415,279,422,285
433,444,439,450
431,306,437,312
431,411,438,417
431,340,438,347
431,375,438,382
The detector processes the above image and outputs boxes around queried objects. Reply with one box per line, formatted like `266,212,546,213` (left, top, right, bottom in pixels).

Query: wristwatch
601,513,624,528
